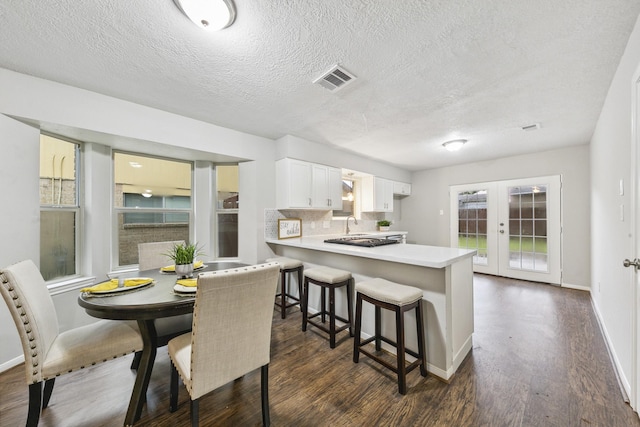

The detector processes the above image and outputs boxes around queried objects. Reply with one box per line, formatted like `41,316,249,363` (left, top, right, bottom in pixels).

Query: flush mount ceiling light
173,0,236,31
442,139,467,152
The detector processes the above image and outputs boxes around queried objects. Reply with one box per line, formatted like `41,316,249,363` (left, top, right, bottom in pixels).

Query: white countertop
266,234,476,269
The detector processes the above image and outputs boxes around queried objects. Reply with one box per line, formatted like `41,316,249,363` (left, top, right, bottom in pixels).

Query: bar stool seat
302,266,354,348
266,257,304,319
353,278,427,394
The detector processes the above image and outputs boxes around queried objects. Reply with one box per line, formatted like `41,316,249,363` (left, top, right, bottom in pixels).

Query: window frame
39,133,82,284
112,151,194,269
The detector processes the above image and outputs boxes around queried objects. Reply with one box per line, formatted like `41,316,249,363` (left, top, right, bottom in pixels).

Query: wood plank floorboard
1,274,638,426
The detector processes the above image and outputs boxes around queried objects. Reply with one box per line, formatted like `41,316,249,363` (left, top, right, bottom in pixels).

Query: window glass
332,179,355,217
114,153,192,267
39,134,79,281
216,165,238,258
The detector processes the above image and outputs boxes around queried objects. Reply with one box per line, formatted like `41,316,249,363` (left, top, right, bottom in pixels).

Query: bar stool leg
353,293,363,363
329,286,337,348
320,286,326,323
297,267,303,312
374,305,382,351
415,302,428,377
301,278,309,332
280,271,287,319
346,279,354,336
396,307,408,395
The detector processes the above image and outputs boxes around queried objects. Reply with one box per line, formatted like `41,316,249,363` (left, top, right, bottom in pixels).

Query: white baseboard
0,354,24,374
562,282,591,292
590,296,631,402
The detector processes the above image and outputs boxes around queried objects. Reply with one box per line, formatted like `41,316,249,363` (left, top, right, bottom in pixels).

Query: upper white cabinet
276,158,341,209
361,176,394,212
393,181,412,196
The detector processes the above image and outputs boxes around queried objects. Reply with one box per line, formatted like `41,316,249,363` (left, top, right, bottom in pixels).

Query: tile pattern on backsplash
264,209,384,239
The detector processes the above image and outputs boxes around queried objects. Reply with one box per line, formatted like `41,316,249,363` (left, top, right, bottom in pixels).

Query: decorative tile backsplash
264,209,384,240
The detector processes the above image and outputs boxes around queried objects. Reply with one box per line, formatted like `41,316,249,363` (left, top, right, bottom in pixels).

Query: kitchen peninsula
267,235,476,381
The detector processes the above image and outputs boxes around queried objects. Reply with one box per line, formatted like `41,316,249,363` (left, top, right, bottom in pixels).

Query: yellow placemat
161,260,204,272
176,278,197,287
81,278,152,293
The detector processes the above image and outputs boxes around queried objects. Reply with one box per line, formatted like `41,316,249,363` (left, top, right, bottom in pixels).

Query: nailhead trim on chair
1,270,141,384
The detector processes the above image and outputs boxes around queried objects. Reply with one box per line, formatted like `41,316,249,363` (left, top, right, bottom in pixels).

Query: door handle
623,258,640,269
499,230,504,234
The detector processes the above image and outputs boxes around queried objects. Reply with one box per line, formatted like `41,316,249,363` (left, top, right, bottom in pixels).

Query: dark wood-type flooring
1,274,639,426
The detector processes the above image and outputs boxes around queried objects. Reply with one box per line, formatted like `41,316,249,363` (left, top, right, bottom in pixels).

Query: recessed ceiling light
442,139,467,152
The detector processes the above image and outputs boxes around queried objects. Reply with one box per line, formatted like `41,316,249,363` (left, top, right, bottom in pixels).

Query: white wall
590,15,640,399
400,145,591,289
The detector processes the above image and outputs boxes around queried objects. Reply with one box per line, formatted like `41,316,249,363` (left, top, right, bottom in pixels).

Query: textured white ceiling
1,0,639,171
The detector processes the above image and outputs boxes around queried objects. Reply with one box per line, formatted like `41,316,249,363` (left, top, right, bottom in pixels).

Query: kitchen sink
324,236,400,247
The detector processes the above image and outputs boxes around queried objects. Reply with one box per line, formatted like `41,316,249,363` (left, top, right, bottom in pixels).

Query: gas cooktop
323,236,400,248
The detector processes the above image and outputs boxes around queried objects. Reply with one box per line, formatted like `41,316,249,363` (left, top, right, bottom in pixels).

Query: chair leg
131,351,142,370
27,382,43,427
190,398,199,427
353,293,363,363
261,364,271,427
42,378,55,409
170,363,179,412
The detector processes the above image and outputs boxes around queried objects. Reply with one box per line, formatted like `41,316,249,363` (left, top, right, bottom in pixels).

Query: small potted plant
166,242,203,278
377,220,391,232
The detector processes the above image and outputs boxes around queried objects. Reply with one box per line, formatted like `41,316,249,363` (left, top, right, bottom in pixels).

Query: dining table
77,261,246,427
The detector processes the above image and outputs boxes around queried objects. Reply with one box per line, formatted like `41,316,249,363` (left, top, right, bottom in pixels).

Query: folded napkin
81,278,150,293
161,260,204,272
176,278,197,287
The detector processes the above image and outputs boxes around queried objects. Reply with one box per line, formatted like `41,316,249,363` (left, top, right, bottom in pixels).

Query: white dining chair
132,240,191,370
168,263,280,427
138,240,185,271
0,260,143,427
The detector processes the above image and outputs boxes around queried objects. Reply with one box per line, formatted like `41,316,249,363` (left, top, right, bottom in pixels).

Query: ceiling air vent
521,123,541,131
313,65,357,92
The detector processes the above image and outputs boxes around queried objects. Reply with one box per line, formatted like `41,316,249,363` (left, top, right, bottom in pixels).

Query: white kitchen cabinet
276,158,342,209
393,181,412,196
361,176,394,212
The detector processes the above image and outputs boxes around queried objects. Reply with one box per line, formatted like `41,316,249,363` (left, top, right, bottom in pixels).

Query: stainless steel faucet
346,215,358,234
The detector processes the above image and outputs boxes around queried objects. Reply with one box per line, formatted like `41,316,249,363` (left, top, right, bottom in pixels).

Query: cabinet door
276,158,312,208
311,164,329,208
393,181,412,196
362,176,394,212
327,167,343,209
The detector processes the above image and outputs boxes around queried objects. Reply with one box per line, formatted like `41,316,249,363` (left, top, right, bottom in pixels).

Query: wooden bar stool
353,278,427,394
302,266,354,348
266,257,304,319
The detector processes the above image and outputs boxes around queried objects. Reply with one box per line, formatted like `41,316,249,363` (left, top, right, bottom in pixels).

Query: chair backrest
0,260,59,384
138,240,185,271
190,263,280,399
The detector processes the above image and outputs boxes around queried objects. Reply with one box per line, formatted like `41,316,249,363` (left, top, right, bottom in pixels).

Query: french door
450,176,562,284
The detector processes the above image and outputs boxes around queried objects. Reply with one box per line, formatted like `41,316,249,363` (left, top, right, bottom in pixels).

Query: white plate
88,278,154,294
173,284,197,293
160,264,207,274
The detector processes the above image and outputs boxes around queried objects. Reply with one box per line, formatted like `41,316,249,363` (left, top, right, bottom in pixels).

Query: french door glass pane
508,184,548,272
457,190,488,265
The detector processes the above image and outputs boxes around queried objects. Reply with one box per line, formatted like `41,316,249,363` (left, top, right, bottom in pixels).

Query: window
39,134,79,281
216,165,238,258
114,152,192,267
332,179,356,217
